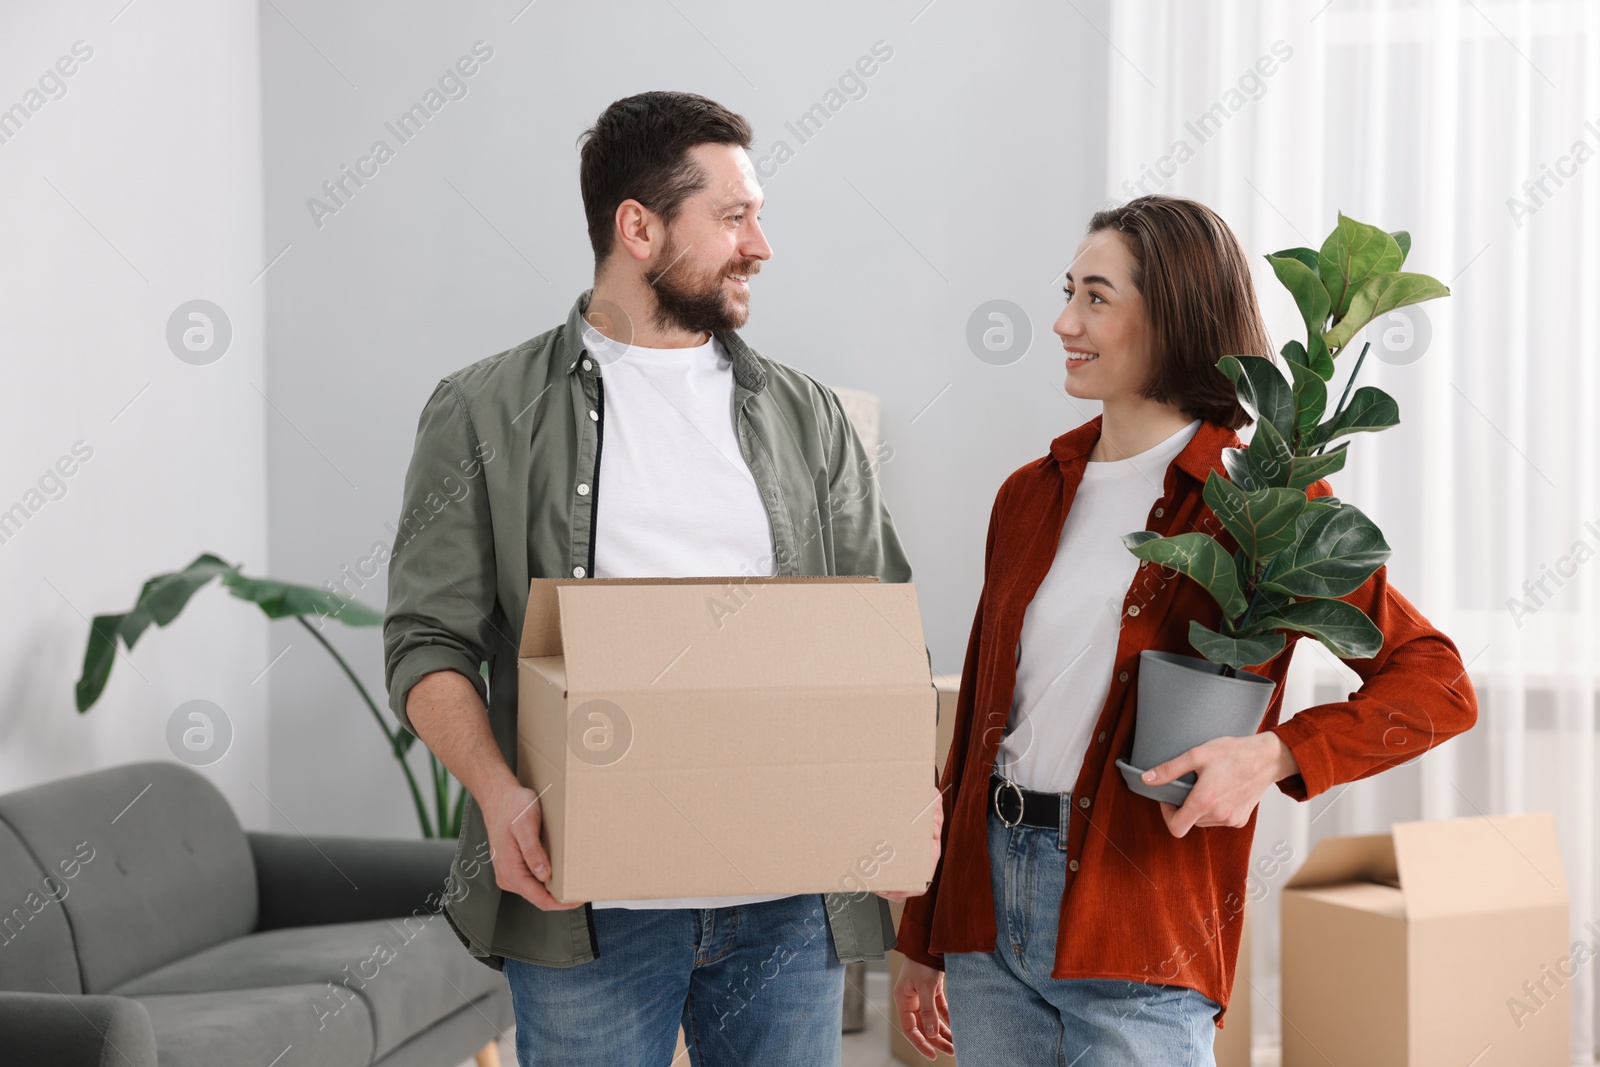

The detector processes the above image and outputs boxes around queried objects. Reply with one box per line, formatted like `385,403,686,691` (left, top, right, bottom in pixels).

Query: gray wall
259,0,1111,836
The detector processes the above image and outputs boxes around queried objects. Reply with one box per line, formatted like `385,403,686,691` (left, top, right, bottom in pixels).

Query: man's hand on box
482,778,585,911
877,784,944,905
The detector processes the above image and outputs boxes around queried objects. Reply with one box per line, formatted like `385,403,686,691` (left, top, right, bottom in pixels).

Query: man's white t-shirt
580,321,789,910
995,418,1202,795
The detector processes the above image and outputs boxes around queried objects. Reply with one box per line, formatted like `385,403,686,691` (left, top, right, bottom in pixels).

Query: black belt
989,774,1068,829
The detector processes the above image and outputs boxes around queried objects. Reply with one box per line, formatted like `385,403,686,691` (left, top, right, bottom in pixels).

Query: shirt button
577,483,590,496
1118,671,1129,683
1126,605,1141,617
1078,796,1090,809
1097,731,1107,743
588,410,598,421
1154,506,1165,518
572,566,586,578
1068,859,1080,872
582,358,593,371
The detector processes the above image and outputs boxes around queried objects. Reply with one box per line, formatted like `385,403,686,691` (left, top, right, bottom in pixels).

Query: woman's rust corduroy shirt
896,414,1479,1029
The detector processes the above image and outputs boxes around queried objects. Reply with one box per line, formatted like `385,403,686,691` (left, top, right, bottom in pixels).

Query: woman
893,195,1478,1064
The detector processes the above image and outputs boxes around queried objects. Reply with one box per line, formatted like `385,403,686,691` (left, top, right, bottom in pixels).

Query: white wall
0,2,270,825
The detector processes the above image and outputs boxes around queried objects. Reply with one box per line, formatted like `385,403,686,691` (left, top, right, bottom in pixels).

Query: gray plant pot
1115,649,1278,806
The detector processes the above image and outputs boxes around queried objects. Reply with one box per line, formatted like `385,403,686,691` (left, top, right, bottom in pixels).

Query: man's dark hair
1086,195,1273,431
578,92,753,267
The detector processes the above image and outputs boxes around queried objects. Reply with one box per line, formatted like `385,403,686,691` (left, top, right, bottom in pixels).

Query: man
383,91,924,1066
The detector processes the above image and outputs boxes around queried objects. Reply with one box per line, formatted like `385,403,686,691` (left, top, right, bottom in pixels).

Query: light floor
455,972,1593,1067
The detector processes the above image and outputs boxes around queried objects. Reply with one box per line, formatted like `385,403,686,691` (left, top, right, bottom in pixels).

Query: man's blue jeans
944,809,1221,1066
503,893,844,1067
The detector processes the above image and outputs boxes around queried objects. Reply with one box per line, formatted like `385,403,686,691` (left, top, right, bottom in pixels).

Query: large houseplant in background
74,553,466,838
1115,214,1451,805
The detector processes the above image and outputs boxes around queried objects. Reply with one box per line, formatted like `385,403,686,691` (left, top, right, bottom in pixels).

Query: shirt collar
560,289,768,393
1049,413,1239,484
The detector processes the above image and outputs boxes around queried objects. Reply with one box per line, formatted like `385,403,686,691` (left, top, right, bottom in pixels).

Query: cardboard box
887,677,1252,1066
1282,812,1569,1066
516,575,937,903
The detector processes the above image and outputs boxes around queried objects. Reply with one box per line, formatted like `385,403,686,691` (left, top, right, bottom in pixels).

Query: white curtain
1105,1,1600,1061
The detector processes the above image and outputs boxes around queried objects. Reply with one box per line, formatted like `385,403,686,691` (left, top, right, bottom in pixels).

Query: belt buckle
993,776,1025,828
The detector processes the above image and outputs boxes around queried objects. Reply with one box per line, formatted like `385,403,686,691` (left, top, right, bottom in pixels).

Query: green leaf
1308,334,1335,381
1324,272,1451,351
222,573,383,626
76,614,124,712
141,555,237,627
1255,598,1384,660
1280,339,1309,369
1219,355,1295,443
1287,442,1349,490
1285,359,1328,440
1390,230,1411,264
1259,502,1391,599
1202,472,1307,561
1271,247,1321,275
1187,620,1286,670
1122,531,1248,621
73,553,238,712
1268,253,1332,340
1221,447,1261,492
1307,386,1400,450
1246,416,1295,489
1318,213,1405,320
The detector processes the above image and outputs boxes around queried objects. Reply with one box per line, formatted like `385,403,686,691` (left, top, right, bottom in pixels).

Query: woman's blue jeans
944,808,1221,1066
503,893,843,1067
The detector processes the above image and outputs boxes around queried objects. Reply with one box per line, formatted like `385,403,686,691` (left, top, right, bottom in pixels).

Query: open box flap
1284,832,1399,890
1392,812,1567,920
554,580,928,694
519,574,879,659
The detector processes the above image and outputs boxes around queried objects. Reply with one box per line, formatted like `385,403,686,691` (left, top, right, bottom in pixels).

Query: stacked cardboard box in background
1281,811,1568,1066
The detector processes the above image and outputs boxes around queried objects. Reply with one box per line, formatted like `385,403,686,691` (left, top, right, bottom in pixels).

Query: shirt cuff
1268,714,1336,801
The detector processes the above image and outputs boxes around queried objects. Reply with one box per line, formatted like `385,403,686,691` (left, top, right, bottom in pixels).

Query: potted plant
1114,213,1450,804
74,552,468,838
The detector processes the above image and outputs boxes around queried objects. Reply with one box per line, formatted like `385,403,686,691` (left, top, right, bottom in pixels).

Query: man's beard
647,233,759,335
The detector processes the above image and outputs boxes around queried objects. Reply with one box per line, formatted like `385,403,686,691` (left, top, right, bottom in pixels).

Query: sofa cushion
0,761,257,992
0,818,83,993
112,915,503,1060
136,985,373,1067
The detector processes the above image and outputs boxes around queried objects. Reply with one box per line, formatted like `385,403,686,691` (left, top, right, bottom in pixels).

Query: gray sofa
0,761,511,1067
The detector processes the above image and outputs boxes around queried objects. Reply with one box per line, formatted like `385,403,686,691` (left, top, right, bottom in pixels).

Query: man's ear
613,199,657,263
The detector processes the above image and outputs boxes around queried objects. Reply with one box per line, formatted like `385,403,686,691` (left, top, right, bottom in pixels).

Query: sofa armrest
247,831,455,931
0,992,157,1067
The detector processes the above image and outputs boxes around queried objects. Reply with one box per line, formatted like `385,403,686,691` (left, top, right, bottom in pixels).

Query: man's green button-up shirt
383,290,913,970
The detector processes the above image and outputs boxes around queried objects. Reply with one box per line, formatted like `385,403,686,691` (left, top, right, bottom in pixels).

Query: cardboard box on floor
1281,811,1569,1067
516,575,937,903
886,676,1252,1067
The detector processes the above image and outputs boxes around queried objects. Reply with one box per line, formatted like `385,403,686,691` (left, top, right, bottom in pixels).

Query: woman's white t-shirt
995,418,1203,794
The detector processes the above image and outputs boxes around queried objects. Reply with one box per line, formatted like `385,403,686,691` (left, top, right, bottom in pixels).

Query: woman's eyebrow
1065,272,1118,292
